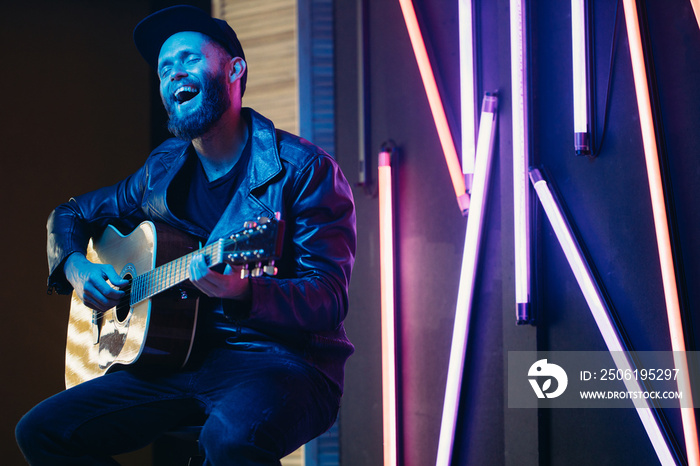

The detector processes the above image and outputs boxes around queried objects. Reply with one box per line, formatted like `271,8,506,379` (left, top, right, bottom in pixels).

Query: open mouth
174,85,200,104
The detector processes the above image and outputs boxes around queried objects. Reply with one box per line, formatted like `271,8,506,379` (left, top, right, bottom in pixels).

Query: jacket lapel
206,109,283,244
143,141,215,238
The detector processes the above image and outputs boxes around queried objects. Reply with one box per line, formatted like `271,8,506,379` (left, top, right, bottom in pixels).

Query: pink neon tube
622,1,699,464
691,0,700,30
379,149,398,466
398,0,469,215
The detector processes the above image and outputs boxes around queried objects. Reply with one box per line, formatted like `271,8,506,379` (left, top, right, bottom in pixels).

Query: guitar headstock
222,216,285,278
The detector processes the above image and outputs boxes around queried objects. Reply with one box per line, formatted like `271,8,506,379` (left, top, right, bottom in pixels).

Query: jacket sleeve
246,154,356,334
46,165,150,295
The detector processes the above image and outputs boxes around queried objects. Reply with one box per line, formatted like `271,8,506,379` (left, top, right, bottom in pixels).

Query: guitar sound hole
115,274,132,323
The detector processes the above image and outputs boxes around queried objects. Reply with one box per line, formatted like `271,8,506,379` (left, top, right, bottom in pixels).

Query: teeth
175,86,197,96
174,86,199,103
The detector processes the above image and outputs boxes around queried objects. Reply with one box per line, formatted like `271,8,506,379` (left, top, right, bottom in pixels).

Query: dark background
3,1,699,465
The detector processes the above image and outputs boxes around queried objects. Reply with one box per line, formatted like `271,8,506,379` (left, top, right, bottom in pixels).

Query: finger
102,265,129,288
87,275,125,308
223,264,240,276
95,276,126,298
189,255,204,282
83,282,119,311
189,255,216,296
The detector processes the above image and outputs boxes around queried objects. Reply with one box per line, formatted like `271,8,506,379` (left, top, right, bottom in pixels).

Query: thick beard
165,70,230,141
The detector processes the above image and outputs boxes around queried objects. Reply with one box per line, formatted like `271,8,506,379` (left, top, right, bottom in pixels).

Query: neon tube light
378,146,398,466
530,168,679,466
691,0,700,30
510,0,531,323
571,0,591,155
398,0,470,215
436,94,498,466
459,0,477,192
622,1,699,463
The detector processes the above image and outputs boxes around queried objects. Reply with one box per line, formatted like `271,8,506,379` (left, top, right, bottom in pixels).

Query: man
16,5,355,465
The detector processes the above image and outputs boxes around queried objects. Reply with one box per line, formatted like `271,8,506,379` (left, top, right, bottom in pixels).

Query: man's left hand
189,254,251,300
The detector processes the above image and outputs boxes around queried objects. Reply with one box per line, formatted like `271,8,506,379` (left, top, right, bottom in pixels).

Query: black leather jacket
47,108,356,392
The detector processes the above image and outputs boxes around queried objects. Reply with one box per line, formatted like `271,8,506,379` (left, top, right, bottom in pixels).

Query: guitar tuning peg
251,262,263,278
258,216,270,224
263,262,278,276
243,221,258,229
240,264,250,279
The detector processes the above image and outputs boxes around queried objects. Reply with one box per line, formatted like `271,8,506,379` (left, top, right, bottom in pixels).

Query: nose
163,60,188,82
170,67,188,82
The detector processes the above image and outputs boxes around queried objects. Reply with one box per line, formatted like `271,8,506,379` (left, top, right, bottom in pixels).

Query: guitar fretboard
129,241,222,305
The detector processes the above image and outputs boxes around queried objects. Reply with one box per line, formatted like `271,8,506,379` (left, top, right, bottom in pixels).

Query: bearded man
16,6,355,466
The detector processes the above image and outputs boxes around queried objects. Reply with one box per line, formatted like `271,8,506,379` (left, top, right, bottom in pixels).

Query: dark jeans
16,346,340,465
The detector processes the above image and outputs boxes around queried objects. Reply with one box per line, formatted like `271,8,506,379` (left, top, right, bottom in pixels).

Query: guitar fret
165,259,170,288
66,219,283,389
125,219,279,306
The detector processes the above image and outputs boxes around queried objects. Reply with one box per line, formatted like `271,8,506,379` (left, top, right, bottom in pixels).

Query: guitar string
90,253,196,320
85,227,271,321
87,240,222,320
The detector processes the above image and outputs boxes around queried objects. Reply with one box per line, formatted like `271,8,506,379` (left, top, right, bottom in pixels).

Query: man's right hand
64,253,128,312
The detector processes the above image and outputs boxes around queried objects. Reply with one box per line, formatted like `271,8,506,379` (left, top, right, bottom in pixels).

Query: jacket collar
153,108,283,243
243,108,283,190
206,108,283,244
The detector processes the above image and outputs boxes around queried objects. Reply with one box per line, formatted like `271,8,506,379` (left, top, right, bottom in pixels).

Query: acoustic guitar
64,217,284,388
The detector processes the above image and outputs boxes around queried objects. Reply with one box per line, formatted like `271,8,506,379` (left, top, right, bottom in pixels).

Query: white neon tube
622,1,699,463
530,168,678,466
510,0,531,323
571,0,591,155
459,0,476,191
378,148,398,466
436,94,498,466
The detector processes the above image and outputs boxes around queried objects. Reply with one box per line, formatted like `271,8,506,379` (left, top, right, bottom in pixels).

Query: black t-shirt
167,129,258,354
170,137,251,236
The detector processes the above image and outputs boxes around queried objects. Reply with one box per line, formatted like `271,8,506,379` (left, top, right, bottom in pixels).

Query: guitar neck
127,217,283,305
130,241,222,304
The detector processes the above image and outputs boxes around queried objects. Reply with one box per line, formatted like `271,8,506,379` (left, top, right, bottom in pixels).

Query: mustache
165,72,231,141
162,80,199,111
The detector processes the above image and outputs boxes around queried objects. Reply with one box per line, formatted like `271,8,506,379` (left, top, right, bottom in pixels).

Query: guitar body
65,222,201,388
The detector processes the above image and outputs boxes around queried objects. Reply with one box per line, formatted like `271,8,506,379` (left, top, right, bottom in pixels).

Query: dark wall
2,1,206,464
530,1,700,464
336,0,700,465
336,0,511,464
5,0,699,465
2,2,150,463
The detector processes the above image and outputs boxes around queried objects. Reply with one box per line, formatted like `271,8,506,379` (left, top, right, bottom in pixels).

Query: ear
228,56,246,83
